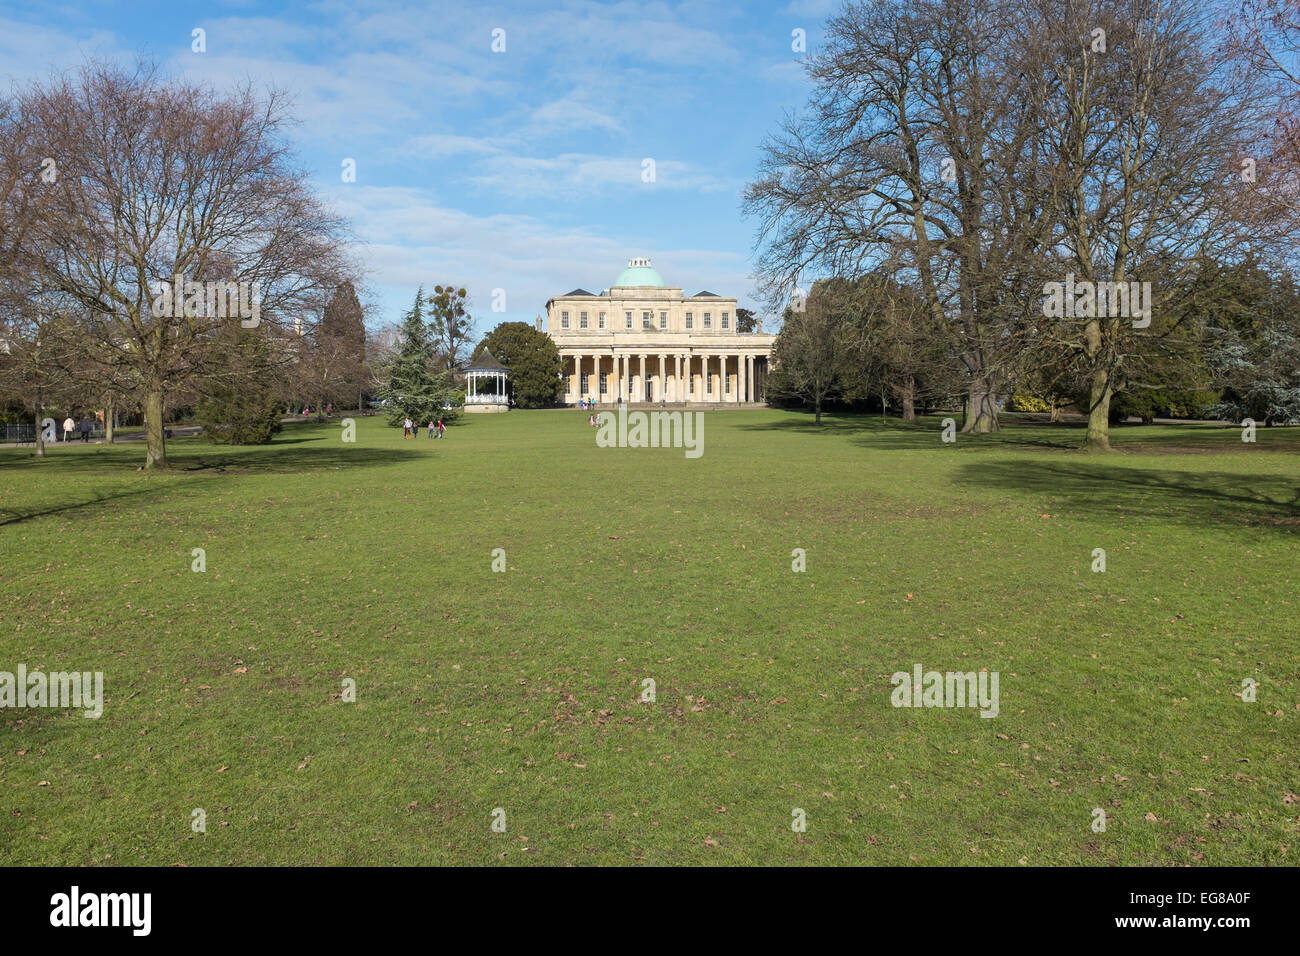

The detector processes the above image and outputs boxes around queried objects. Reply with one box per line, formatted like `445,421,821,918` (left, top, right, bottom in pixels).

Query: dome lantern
613,257,666,288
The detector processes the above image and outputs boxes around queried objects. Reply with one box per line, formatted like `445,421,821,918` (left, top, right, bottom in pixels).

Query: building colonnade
565,351,769,404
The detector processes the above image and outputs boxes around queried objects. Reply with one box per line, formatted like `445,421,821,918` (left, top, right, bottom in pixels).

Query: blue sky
0,0,838,332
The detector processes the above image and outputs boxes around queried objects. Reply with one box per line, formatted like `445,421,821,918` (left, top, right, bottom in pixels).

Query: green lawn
0,409,1296,865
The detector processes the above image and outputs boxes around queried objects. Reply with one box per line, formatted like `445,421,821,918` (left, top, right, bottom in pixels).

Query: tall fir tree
377,287,460,424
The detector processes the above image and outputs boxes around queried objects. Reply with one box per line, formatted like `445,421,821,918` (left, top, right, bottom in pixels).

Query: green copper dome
613,257,666,288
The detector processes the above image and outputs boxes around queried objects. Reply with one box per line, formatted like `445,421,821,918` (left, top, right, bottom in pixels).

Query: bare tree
0,97,81,454
428,285,474,372
1225,0,1300,197
1032,0,1286,449
14,60,354,468
745,0,1054,433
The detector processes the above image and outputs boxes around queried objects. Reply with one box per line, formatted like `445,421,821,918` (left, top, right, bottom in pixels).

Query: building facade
544,258,776,405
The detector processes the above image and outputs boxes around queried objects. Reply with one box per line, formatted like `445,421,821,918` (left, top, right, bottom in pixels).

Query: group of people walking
402,417,445,439
61,415,95,442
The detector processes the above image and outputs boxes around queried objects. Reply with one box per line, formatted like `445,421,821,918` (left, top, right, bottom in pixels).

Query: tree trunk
814,395,822,425
962,379,1000,433
105,397,115,444
34,403,45,457
901,378,916,421
144,388,167,469
1083,365,1112,451
1081,309,1114,450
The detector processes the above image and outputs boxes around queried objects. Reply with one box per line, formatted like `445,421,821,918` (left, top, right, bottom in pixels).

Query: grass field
0,409,1296,865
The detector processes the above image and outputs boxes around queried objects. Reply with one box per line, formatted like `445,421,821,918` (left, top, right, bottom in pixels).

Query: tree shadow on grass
168,443,417,474
0,439,419,526
954,458,1300,531
736,412,1082,450
0,435,417,476
737,412,1300,455
0,485,166,527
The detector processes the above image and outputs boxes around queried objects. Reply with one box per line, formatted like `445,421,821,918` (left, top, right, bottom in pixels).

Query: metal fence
1,423,107,443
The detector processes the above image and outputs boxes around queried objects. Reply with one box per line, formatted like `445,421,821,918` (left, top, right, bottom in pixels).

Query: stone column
638,354,646,403
673,354,681,403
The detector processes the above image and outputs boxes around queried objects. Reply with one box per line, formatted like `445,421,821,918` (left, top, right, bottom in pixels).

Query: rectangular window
580,311,588,329
642,311,651,329
724,370,730,393
706,370,712,394
625,311,632,329
562,311,570,329
659,311,667,329
580,371,589,395
704,312,712,328
689,367,694,394
686,312,693,330
599,312,607,329
722,312,729,329
599,371,608,395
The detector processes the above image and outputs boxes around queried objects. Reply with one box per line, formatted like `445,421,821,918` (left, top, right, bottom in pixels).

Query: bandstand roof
466,347,508,372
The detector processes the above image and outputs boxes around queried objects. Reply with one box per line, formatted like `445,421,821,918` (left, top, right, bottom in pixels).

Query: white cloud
781,0,840,17
0,18,124,85
530,94,621,134
468,152,734,196
327,185,761,325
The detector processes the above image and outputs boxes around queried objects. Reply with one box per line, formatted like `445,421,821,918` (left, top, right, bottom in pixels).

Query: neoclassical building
543,258,776,405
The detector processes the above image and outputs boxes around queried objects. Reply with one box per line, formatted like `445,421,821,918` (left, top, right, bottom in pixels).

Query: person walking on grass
62,415,74,442
428,420,435,439
402,417,411,439
436,418,445,439
78,416,91,442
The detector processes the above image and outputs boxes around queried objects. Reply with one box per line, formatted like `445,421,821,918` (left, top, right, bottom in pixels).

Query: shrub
196,391,283,444
1010,394,1051,413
